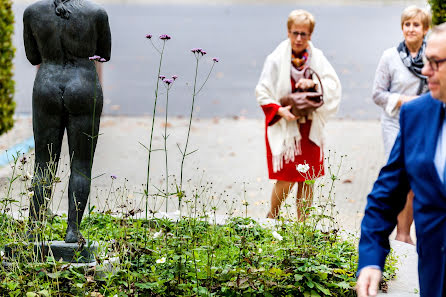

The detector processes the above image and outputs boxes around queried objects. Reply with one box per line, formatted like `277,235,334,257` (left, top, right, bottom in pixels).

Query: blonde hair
287,9,315,34
401,5,431,30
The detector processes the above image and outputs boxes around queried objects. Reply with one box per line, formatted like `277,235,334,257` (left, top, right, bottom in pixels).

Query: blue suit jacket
358,93,446,297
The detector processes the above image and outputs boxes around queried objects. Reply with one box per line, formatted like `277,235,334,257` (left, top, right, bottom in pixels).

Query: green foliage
0,0,15,135
0,213,398,296
429,0,446,26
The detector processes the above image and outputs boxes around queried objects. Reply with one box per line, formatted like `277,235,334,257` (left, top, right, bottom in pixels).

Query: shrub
0,0,15,135
429,0,446,26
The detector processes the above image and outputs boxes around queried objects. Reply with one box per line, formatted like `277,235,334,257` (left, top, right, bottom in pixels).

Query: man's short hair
401,5,431,30
431,22,446,37
287,9,315,34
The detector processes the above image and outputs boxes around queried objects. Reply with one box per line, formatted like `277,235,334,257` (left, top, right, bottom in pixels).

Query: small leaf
295,274,304,282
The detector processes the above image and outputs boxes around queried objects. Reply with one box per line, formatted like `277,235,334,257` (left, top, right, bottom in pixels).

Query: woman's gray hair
54,0,83,19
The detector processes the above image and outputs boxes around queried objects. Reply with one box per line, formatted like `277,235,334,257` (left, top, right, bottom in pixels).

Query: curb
0,137,34,167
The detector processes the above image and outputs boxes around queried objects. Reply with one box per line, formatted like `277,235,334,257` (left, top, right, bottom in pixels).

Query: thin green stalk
179,58,199,195
145,41,166,245
164,83,170,212
178,57,217,208
87,63,98,243
195,62,216,95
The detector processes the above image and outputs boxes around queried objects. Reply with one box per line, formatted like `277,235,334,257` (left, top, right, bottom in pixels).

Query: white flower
153,230,163,239
296,163,310,173
27,191,34,197
258,248,263,253
26,171,33,180
156,257,166,264
272,231,283,241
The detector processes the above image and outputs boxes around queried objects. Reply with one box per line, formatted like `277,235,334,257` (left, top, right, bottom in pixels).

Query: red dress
261,78,324,182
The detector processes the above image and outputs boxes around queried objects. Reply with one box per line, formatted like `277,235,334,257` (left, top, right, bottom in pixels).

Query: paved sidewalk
0,116,382,225
0,115,418,295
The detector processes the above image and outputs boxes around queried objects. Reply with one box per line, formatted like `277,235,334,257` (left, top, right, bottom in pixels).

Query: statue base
4,241,98,263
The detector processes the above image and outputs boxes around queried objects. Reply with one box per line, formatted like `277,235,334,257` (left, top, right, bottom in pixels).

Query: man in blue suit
357,23,446,297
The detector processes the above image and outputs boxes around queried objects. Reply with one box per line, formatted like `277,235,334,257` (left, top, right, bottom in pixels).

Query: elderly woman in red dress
256,9,341,220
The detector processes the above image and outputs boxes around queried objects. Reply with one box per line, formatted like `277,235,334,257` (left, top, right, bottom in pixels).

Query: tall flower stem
145,41,166,235
86,57,102,243
179,58,199,201
178,55,218,209
163,82,171,212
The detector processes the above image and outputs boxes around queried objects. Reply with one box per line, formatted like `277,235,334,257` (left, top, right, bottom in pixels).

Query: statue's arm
23,7,42,65
95,8,111,61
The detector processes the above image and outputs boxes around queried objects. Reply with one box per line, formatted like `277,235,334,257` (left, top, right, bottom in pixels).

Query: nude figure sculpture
23,0,111,243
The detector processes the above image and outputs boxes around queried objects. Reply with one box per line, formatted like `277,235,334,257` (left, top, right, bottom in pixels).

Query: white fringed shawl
255,39,342,172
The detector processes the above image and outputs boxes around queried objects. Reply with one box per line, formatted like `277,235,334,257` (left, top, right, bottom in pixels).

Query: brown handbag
279,66,324,118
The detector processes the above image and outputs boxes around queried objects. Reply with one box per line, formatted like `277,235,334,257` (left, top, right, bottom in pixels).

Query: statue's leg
29,86,66,236
65,110,102,243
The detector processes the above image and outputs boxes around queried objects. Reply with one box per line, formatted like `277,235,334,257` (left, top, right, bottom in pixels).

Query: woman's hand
277,105,298,121
397,95,417,107
295,78,316,91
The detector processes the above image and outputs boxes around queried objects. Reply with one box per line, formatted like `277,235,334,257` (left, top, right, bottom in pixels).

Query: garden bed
0,213,397,296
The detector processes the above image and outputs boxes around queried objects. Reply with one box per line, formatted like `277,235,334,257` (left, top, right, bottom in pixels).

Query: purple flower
212,57,219,63
89,55,101,61
172,75,178,80
191,48,203,54
201,51,207,56
159,34,171,40
111,175,117,180
145,34,152,39
163,78,173,85
159,75,166,80
99,58,107,62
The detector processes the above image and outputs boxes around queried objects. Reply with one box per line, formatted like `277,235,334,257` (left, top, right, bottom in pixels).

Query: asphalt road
12,2,410,119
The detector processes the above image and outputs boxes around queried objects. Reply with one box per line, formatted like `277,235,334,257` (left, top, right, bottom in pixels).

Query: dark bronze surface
23,0,111,243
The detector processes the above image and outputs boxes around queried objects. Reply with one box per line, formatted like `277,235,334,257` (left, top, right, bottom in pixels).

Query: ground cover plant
0,34,397,296
0,204,397,296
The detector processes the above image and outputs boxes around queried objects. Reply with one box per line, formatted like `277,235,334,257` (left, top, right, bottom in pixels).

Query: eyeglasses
290,31,309,39
423,55,446,71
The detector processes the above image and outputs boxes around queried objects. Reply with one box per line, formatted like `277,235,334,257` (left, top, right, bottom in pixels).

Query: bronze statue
23,0,111,243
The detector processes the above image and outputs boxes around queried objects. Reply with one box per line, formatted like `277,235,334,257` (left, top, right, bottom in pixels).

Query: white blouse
372,47,423,156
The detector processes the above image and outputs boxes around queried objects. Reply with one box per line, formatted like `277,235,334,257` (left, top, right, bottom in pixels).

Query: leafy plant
0,0,15,135
428,0,446,25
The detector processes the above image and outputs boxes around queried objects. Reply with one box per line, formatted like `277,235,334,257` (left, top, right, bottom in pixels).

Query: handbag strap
304,67,324,99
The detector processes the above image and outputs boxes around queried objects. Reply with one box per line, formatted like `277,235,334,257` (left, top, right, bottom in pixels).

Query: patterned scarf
291,49,309,71
397,40,428,95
